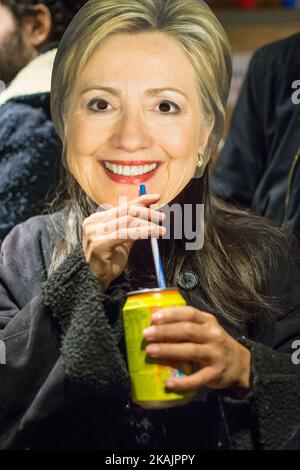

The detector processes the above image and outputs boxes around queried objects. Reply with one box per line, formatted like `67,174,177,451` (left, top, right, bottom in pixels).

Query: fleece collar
0,48,57,105
42,243,131,400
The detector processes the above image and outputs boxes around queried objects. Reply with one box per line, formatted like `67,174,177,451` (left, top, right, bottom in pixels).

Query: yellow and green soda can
122,287,196,409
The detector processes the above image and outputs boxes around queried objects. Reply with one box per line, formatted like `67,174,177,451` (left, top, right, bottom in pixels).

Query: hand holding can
122,288,196,409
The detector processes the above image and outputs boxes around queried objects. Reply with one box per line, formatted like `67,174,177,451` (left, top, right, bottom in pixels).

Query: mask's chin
157,171,198,208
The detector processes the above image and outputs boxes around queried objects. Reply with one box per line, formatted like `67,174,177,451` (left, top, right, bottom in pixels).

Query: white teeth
130,167,138,176
103,162,158,176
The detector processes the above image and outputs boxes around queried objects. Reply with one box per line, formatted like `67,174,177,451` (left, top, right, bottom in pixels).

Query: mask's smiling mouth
98,159,162,184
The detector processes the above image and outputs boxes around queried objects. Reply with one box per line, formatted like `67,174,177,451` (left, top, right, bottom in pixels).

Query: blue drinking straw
139,184,166,289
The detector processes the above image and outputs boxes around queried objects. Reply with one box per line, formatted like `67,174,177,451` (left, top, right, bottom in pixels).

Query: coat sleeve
0,219,63,448
220,238,300,450
0,97,61,243
211,49,268,209
0,218,130,449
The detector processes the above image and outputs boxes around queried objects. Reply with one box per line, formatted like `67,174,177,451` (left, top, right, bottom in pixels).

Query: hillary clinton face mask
64,31,213,208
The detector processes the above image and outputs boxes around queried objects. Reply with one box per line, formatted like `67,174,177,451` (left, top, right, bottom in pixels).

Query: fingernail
147,344,160,355
141,193,160,198
166,380,175,388
143,326,156,338
152,311,164,321
152,310,168,321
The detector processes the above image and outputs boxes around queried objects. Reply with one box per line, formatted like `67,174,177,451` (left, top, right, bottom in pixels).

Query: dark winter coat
212,33,300,238
0,47,61,243
0,212,300,450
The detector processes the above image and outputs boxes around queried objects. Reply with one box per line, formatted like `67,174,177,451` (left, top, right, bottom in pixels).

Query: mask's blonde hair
50,0,232,167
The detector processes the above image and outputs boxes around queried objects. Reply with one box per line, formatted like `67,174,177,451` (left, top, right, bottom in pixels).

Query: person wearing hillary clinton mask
0,0,300,450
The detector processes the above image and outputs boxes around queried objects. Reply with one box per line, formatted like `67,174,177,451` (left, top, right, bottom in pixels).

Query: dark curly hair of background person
0,0,88,42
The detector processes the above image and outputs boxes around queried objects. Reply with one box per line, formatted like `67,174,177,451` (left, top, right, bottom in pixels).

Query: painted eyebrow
81,86,188,99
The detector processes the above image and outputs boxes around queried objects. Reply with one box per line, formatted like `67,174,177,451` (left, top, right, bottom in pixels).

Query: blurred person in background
211,33,300,239
0,1,89,243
